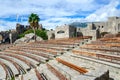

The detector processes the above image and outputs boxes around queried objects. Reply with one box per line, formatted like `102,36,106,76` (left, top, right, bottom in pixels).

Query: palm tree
28,13,40,42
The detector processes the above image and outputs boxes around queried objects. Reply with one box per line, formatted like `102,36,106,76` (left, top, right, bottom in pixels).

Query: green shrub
18,29,48,40
24,29,34,34
100,32,108,37
11,76,15,80
18,34,24,38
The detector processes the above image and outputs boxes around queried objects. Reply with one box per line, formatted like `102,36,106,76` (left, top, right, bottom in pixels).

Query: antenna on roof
16,14,19,22
21,17,23,22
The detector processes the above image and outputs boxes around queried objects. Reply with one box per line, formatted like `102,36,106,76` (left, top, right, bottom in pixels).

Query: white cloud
0,0,120,31
0,20,17,31
0,0,102,18
85,0,120,22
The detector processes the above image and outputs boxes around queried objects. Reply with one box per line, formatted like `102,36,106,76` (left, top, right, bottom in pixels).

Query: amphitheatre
0,17,120,80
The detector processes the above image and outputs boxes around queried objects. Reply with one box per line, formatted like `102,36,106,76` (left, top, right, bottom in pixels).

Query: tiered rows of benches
73,37,120,64
72,37,120,80
39,54,109,80
0,44,13,51
0,36,92,80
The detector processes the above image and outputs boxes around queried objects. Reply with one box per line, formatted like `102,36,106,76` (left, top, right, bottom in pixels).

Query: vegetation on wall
18,29,48,40
100,32,109,37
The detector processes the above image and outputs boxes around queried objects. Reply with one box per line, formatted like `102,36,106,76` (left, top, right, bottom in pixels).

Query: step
0,58,19,76
0,65,6,79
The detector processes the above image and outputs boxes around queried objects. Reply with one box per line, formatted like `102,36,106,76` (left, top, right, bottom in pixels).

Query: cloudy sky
0,0,120,31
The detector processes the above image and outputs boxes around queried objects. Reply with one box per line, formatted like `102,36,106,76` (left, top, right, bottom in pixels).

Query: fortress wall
69,26,76,37
48,16,120,40
81,29,97,40
55,25,76,39
93,22,106,33
106,17,120,33
0,35,2,41
47,30,55,40
55,25,70,39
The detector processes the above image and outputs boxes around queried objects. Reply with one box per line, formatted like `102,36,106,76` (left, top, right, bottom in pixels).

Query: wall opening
57,30,65,34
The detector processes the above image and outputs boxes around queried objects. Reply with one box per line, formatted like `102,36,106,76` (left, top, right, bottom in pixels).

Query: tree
28,13,40,42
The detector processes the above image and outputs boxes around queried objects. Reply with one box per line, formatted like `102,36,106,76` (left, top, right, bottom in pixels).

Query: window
57,30,65,34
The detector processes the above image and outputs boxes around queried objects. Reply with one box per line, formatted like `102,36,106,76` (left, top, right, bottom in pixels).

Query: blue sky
0,0,120,31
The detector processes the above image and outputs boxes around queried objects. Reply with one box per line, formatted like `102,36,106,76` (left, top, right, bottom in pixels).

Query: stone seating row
0,36,92,79
43,36,92,43
72,50,120,64
99,37,120,42
0,52,34,69
34,69,43,80
7,49,41,63
15,48,51,60
56,58,88,74
30,43,75,49
9,48,55,61
11,46,58,55
80,45,120,55
17,44,68,52
45,55,110,80
0,52,46,80
31,36,92,47
0,55,47,80
0,62,8,79
0,55,26,75
86,43,120,48
46,63,68,80
0,44,12,51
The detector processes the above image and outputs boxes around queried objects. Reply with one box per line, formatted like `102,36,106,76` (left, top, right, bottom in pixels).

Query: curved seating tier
2,36,115,80
56,58,88,74
46,63,68,80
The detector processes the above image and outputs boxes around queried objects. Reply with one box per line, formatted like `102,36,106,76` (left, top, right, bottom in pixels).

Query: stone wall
69,25,76,37
78,16,120,39
55,25,76,39
81,29,98,40
16,23,25,34
10,31,18,43
92,17,120,34
0,34,3,43
55,25,69,39
47,30,55,40
0,34,2,41
47,16,120,40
